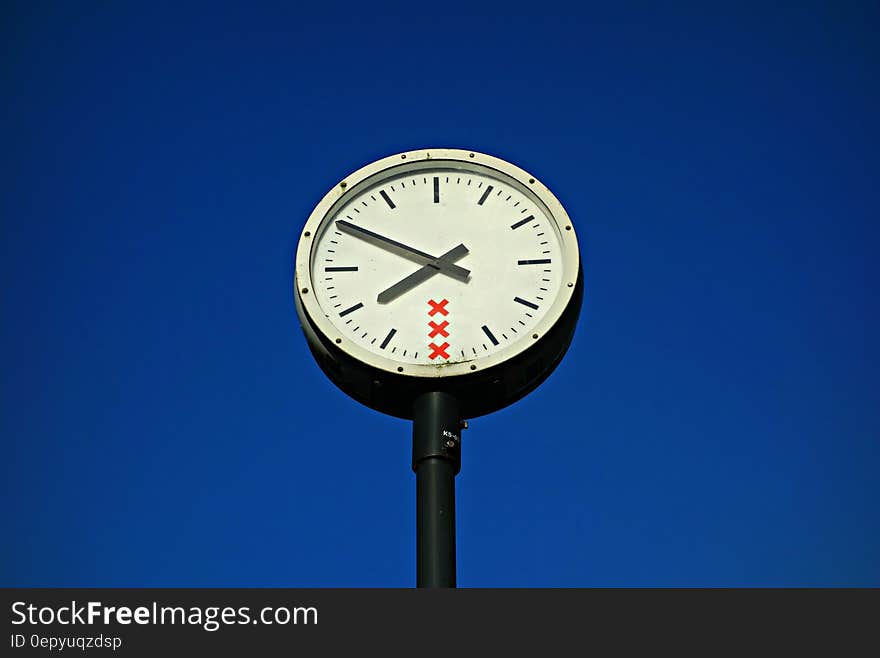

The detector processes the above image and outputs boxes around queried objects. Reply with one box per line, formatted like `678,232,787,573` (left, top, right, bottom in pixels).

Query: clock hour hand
377,244,469,304
335,220,470,281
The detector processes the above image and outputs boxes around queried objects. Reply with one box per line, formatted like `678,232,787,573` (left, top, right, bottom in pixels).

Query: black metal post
412,391,462,588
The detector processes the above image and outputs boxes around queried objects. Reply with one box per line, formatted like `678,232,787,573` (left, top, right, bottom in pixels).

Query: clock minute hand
377,244,469,304
335,220,470,281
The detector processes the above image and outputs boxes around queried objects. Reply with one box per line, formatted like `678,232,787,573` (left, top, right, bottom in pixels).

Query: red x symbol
428,299,449,316
428,320,450,338
428,342,450,360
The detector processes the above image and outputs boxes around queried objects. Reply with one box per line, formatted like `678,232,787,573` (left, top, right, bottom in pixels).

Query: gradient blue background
2,2,878,586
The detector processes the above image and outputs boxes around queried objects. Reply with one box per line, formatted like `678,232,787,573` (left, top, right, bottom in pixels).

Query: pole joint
412,391,463,475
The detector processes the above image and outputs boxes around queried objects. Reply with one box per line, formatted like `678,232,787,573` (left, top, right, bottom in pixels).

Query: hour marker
380,190,396,209
433,176,439,203
325,266,359,272
481,325,499,346
514,296,539,310
339,302,364,317
477,185,494,205
511,215,534,230
517,259,552,265
380,328,397,350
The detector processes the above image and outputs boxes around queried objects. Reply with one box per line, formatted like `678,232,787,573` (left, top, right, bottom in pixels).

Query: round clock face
295,149,580,379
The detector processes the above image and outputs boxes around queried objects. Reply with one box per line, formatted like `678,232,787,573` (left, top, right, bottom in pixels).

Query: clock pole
412,391,462,588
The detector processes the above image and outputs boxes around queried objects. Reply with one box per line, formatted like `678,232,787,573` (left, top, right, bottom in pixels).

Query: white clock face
296,150,579,378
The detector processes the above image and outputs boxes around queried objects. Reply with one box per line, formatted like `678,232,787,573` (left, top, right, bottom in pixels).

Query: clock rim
294,147,581,379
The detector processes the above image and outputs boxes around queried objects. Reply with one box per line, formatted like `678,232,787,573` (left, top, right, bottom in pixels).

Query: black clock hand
335,220,470,281
377,244,469,304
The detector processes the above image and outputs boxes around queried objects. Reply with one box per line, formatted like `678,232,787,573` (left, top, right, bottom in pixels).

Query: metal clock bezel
294,148,580,379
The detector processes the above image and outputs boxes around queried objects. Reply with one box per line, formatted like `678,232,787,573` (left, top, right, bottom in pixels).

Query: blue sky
2,2,878,586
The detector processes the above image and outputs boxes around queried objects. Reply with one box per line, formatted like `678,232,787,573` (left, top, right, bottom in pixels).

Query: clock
294,148,583,419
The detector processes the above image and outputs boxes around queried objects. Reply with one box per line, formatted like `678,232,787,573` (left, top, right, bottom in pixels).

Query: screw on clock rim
294,147,581,379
